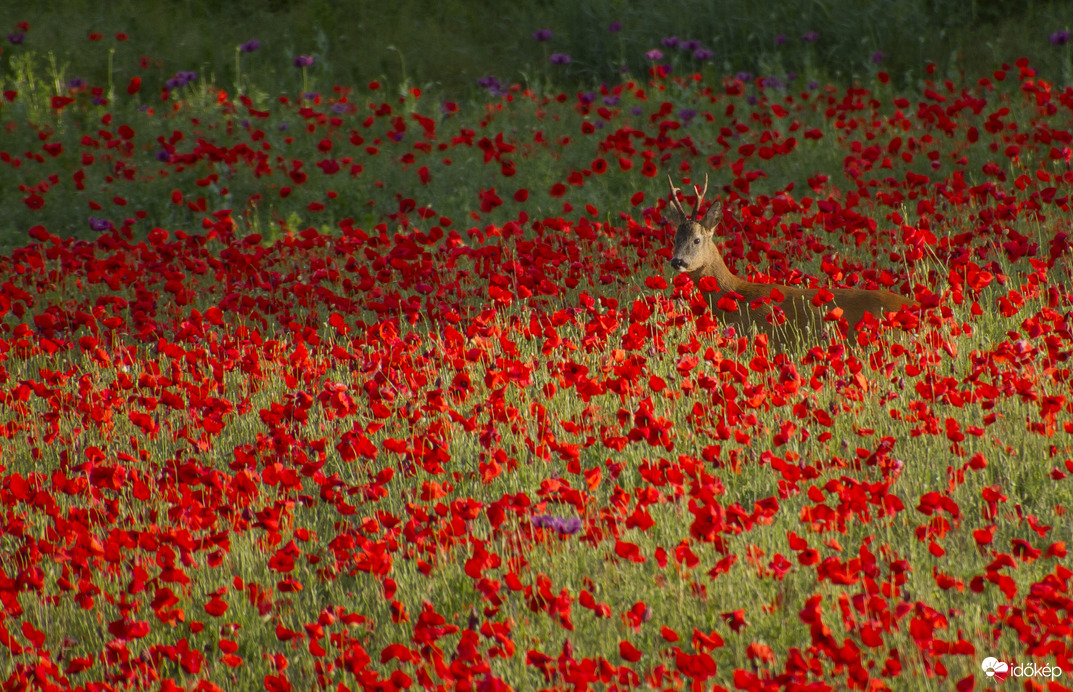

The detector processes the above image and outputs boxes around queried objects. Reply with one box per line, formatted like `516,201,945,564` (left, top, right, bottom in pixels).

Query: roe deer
666,175,914,347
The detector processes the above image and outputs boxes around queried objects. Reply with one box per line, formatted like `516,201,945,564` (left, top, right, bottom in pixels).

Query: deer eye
692,238,701,245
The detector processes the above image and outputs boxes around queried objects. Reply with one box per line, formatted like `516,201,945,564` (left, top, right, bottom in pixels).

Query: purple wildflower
801,31,819,42
735,71,754,82
88,217,113,232
603,95,620,106
293,55,314,68
532,515,582,536
550,53,571,64
533,29,553,41
645,49,663,61
1050,29,1070,46
240,39,261,53
166,70,197,90
680,39,701,52
661,36,679,48
871,50,884,63
560,517,582,535
693,48,713,60
608,21,622,33
775,34,786,46
67,77,86,90
7,33,24,45
679,108,697,121
477,75,506,96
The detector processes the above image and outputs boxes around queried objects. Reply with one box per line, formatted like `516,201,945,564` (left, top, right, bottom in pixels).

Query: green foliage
1,0,1070,97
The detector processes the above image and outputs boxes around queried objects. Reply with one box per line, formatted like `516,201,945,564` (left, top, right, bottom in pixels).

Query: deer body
666,176,914,345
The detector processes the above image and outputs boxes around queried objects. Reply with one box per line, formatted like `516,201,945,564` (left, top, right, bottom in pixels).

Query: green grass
2,0,1071,98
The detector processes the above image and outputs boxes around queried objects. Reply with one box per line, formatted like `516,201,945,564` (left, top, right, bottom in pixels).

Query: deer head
666,174,722,274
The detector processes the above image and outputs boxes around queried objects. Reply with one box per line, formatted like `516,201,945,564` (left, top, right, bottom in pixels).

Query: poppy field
1,16,1073,692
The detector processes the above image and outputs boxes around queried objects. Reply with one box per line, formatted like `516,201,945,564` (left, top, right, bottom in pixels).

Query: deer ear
700,202,721,232
663,202,686,228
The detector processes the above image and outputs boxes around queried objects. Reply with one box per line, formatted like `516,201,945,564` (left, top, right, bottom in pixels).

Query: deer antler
667,175,689,220
692,173,709,219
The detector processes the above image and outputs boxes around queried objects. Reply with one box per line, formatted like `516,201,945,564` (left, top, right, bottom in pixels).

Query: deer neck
690,242,745,292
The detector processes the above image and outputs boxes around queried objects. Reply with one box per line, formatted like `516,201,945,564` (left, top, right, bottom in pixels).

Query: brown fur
666,175,914,346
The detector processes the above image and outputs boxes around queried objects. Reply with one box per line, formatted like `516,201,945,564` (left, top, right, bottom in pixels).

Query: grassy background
2,0,1069,253
1,0,1070,97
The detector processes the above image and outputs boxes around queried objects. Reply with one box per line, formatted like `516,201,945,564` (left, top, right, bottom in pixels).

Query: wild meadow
1,2,1072,690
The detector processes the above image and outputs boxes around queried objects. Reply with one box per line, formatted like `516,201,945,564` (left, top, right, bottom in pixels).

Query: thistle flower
477,75,506,96
532,515,582,535
88,217,113,232
165,71,197,89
